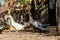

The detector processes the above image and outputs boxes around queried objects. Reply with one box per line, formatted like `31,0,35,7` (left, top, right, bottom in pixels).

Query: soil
0,30,59,40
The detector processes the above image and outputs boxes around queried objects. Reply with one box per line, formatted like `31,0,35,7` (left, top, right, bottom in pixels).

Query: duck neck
29,13,34,22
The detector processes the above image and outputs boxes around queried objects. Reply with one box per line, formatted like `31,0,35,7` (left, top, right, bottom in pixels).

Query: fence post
7,0,11,30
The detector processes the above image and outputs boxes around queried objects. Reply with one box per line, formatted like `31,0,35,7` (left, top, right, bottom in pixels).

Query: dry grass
0,30,59,40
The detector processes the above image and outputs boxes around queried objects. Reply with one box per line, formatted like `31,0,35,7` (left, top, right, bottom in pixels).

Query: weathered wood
57,0,60,35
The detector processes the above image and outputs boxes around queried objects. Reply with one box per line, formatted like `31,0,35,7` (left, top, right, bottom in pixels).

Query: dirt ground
0,30,59,40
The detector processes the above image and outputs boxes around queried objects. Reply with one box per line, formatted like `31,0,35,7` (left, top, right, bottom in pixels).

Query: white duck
5,15,25,30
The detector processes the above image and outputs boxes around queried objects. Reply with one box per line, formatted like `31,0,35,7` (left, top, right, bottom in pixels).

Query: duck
5,15,26,31
29,13,49,31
